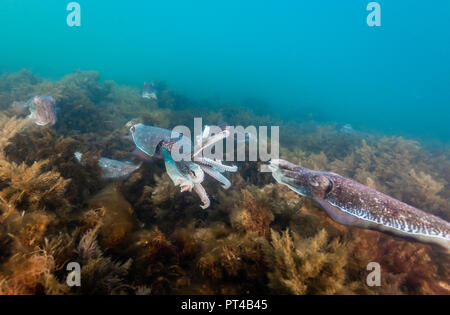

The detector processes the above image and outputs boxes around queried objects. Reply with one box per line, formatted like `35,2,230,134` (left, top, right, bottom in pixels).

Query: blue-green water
1,0,449,142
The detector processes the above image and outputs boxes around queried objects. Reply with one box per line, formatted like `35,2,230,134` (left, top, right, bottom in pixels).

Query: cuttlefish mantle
269,159,450,253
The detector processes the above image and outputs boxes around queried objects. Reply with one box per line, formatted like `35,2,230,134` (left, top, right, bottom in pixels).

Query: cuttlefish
75,152,141,179
269,159,450,253
13,95,57,126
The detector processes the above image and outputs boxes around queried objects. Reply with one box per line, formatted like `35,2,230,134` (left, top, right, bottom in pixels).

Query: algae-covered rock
87,185,136,250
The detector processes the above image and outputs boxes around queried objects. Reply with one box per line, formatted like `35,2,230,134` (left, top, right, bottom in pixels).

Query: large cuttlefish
128,123,237,209
269,159,450,253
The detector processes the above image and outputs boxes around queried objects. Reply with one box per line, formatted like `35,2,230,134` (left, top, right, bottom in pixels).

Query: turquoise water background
1,0,449,142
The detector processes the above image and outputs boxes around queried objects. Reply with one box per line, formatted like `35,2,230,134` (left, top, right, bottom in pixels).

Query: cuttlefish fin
131,149,154,162
12,101,31,117
199,164,231,189
312,197,359,226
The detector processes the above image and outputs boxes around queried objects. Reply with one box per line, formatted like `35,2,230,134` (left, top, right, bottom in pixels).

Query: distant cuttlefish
13,95,57,126
269,159,450,253
75,152,141,179
141,81,157,100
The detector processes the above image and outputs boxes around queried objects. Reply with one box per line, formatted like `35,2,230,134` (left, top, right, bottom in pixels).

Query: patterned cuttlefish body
269,159,450,253
128,123,237,209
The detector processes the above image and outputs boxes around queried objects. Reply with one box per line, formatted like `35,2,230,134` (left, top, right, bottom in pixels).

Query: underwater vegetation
0,69,448,295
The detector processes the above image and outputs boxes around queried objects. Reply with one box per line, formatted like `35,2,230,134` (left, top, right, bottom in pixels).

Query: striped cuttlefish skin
269,159,450,253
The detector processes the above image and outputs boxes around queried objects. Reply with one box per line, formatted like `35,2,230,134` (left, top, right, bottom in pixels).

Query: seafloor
0,69,448,295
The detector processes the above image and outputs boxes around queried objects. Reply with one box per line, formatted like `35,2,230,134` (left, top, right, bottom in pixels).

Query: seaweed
229,188,274,238
0,69,448,295
0,118,70,219
84,184,136,251
74,227,132,294
350,228,450,294
194,226,269,294
4,125,103,209
263,228,361,294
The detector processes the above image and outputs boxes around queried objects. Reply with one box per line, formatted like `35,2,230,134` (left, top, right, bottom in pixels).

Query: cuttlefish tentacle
195,157,238,173
199,164,231,189
269,159,450,253
129,123,239,209
193,183,210,209
161,139,227,208
193,129,230,157
185,161,205,184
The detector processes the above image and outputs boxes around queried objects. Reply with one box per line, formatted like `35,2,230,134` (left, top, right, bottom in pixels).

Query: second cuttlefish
269,159,450,253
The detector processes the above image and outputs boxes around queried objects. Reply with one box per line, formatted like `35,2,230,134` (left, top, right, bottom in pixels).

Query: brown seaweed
0,70,448,295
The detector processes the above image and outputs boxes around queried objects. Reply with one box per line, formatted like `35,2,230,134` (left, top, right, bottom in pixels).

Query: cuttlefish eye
310,175,332,193
130,125,136,133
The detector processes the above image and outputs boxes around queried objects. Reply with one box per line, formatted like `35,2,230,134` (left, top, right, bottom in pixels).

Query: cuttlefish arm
161,146,194,192
269,159,450,253
161,143,210,209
